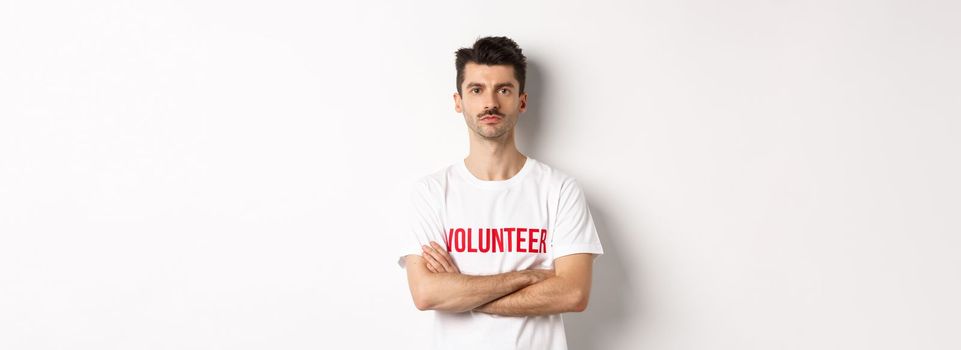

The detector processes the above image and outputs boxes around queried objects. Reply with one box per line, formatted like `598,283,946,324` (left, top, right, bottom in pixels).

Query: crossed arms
403,241,595,316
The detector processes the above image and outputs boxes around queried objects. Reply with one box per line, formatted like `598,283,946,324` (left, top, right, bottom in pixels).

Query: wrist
520,270,538,285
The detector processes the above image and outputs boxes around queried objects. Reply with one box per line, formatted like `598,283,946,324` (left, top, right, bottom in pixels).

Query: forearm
423,270,535,313
474,276,581,317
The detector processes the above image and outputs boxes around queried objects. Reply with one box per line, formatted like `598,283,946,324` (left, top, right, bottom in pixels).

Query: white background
2,0,959,349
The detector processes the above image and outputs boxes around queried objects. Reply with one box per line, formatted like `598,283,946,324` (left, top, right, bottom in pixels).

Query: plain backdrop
2,0,959,349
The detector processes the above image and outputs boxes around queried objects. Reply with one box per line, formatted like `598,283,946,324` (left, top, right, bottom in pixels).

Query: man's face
454,62,527,140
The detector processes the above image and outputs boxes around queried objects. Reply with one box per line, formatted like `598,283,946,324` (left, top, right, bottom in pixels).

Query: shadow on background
517,59,638,349
563,205,636,349
516,60,546,154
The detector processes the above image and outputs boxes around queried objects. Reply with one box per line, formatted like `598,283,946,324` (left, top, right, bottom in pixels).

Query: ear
519,92,528,113
453,92,462,113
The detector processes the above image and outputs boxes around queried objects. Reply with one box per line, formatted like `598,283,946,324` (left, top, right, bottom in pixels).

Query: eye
471,88,480,94
499,88,510,94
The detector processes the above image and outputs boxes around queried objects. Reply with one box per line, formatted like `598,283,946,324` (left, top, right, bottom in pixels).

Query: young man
397,36,604,350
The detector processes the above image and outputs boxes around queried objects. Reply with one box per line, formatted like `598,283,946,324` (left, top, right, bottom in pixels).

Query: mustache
478,110,504,118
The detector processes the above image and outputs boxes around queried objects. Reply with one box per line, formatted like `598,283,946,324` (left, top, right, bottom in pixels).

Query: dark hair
455,36,527,95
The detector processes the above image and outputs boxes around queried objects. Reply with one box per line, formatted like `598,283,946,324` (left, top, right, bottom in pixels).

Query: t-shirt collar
456,156,535,190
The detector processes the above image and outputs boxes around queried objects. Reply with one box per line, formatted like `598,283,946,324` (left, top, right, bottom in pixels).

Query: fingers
422,244,452,272
423,241,459,273
429,241,457,272
422,246,443,272
430,241,459,273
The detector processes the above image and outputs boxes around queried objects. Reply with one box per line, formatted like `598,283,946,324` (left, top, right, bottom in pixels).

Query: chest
440,186,556,274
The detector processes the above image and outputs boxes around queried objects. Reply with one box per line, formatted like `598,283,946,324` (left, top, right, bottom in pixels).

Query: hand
422,241,460,274
525,268,555,284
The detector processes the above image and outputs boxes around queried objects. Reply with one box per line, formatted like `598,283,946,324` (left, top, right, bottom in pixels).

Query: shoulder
531,158,580,191
411,163,454,195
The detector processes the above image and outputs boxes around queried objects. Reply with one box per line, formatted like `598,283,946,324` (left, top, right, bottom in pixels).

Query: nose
482,89,499,112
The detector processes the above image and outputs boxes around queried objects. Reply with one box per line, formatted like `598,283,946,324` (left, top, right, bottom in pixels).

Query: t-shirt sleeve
397,178,447,269
551,178,604,261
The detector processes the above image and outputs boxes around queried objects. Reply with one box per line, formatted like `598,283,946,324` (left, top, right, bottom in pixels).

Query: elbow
413,289,470,313
410,279,437,311
571,300,588,313
409,275,465,312
413,279,466,312
415,294,469,313
414,296,433,311
569,288,589,313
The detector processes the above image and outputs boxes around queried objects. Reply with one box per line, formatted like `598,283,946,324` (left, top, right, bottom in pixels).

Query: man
397,36,604,350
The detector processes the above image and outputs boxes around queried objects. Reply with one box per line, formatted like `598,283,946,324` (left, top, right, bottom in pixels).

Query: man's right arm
402,254,550,313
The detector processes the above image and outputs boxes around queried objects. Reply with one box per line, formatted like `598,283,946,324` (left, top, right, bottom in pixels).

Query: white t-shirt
397,156,604,350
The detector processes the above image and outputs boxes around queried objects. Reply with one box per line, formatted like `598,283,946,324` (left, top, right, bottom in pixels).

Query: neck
464,130,527,181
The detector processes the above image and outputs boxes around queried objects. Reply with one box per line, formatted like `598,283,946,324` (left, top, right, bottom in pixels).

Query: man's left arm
473,253,595,317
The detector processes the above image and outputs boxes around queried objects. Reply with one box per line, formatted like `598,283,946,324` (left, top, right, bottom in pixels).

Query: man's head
453,36,528,140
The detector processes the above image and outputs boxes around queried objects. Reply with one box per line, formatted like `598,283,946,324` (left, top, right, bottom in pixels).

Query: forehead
462,62,517,86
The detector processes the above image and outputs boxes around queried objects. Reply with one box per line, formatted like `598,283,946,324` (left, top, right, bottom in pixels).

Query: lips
480,115,501,121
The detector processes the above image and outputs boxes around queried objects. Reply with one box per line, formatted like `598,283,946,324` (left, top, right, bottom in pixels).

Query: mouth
480,115,502,123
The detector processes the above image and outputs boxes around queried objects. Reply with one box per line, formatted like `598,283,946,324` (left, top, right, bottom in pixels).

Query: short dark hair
455,36,527,96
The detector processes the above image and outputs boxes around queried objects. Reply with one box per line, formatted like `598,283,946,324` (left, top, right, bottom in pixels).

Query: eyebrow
465,82,516,89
